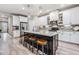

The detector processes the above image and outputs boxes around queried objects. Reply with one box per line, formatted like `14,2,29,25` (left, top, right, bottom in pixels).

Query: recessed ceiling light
22,7,25,10
28,15,31,17
40,10,42,13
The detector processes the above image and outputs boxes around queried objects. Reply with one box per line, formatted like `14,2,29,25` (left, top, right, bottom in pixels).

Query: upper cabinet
63,10,71,25
0,14,8,22
13,15,20,26
70,7,79,24
19,16,28,22
62,7,79,25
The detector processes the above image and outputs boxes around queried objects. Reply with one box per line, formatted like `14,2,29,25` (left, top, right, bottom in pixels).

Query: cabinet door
13,30,20,37
63,32,70,42
13,16,20,37
70,7,79,24
20,16,28,22
63,10,71,25
59,31,70,42
71,32,79,44
59,31,63,40
13,16,20,26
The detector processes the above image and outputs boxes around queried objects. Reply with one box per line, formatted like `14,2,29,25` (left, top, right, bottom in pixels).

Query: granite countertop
24,30,58,37
0,33,34,55
59,28,79,32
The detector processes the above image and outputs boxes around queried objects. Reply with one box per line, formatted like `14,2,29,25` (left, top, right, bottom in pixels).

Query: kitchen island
23,31,58,55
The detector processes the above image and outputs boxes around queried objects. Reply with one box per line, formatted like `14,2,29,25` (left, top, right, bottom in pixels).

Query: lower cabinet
59,31,79,44
70,32,79,44
59,31,70,42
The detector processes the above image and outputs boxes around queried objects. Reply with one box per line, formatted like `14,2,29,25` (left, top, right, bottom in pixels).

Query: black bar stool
24,35,29,47
29,36,37,53
24,34,32,49
37,39,47,55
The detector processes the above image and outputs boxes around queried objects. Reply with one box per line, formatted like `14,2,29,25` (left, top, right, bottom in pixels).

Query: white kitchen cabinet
63,7,79,25
59,31,70,42
13,16,20,26
70,7,79,24
13,30,20,37
19,16,28,22
63,10,71,25
59,31,79,44
70,32,79,44
12,15,20,37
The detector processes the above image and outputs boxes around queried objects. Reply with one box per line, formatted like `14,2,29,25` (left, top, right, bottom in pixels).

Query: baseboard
59,40,79,45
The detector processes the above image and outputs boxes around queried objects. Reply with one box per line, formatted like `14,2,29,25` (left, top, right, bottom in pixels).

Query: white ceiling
0,4,75,16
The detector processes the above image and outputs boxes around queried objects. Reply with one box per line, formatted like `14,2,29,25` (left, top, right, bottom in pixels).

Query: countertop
24,30,58,37
58,28,79,32
0,33,34,55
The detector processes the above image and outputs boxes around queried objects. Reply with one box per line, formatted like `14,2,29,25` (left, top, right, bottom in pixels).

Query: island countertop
24,30,58,37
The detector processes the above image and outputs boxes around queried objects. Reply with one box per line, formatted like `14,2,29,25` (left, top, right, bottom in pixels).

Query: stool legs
42,45,44,55
36,44,39,55
31,42,33,52
37,44,45,55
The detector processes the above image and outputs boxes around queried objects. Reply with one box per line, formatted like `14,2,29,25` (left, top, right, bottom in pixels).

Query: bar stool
37,39,47,55
23,34,32,49
29,36,36,53
27,34,33,50
24,35,29,47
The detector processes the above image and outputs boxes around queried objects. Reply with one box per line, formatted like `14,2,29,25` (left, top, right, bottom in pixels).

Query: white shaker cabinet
13,16,20,26
63,7,79,25
70,7,79,24
70,32,79,44
59,31,79,44
19,16,28,22
13,16,20,37
59,31,70,42
63,10,71,25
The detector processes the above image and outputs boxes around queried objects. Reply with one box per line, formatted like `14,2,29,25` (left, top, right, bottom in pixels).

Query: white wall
62,6,79,25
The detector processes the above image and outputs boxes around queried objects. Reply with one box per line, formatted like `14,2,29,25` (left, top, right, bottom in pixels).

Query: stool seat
37,39,47,45
29,37,36,41
24,36,29,42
